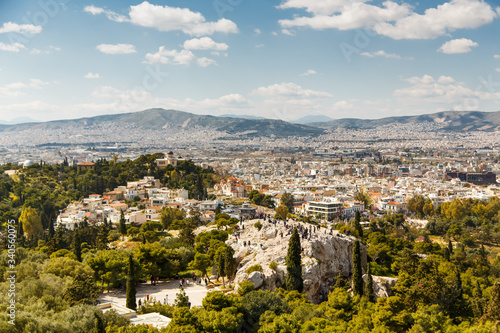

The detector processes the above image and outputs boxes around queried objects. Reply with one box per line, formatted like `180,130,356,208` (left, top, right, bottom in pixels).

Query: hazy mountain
293,115,333,124
1,110,499,140
218,114,265,120
311,111,500,132
0,108,324,138
0,117,39,124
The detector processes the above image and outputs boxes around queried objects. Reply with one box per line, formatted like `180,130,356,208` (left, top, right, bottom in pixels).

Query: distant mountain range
0,109,324,138
1,109,499,139
218,114,265,120
313,111,500,132
292,115,334,124
0,117,39,125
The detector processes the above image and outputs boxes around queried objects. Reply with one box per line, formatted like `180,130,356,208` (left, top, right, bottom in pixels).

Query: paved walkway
99,279,211,308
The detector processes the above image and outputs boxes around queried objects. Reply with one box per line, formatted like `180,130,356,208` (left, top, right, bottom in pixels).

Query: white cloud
278,0,499,40
84,73,100,79
360,50,402,59
281,29,295,36
86,2,239,36
91,85,250,115
373,0,498,39
197,57,217,67
332,100,354,111
84,5,128,22
30,45,62,55
438,38,478,54
496,68,500,72
279,1,411,31
144,46,216,67
255,44,264,48
0,42,26,52
96,43,136,54
254,28,262,35
251,82,332,98
299,69,317,76
29,79,49,89
183,37,228,51
394,74,500,109
494,54,500,59
0,22,42,34
0,79,48,97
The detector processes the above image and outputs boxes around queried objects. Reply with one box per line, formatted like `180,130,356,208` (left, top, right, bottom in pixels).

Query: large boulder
363,274,398,299
247,271,264,288
230,219,367,303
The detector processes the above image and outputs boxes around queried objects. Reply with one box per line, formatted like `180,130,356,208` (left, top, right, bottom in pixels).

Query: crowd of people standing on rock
232,216,356,252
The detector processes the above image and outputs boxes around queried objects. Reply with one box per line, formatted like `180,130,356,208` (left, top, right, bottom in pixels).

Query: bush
238,281,255,296
246,264,263,275
269,261,278,271
254,221,263,231
108,230,121,242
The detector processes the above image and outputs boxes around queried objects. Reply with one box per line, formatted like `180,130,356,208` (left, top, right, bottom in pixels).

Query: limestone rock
247,271,264,288
363,274,398,299
231,219,367,303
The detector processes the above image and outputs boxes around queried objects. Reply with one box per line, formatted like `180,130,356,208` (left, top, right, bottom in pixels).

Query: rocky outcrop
363,275,398,299
228,219,367,303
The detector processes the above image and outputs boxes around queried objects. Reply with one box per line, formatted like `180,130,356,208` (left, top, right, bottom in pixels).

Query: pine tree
352,240,363,296
365,263,375,302
486,281,500,320
73,228,82,262
354,211,363,238
174,287,190,308
126,254,137,310
448,240,453,254
472,280,484,318
215,245,235,287
119,210,126,240
285,228,303,292
333,271,347,290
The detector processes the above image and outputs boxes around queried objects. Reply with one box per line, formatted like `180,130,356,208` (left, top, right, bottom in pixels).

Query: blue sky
0,0,500,122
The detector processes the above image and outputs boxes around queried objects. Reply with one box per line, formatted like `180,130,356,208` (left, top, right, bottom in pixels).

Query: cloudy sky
1,0,500,122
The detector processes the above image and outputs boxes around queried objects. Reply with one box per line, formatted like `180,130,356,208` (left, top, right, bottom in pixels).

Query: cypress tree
354,211,363,238
18,221,24,238
126,254,137,310
352,240,363,296
448,240,453,254
94,312,105,333
444,247,451,261
365,263,375,302
119,210,126,240
285,228,303,292
48,219,55,239
73,228,82,262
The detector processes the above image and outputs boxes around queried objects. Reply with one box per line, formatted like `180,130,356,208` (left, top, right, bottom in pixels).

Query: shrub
254,221,263,231
246,264,263,275
269,261,278,271
238,281,255,296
